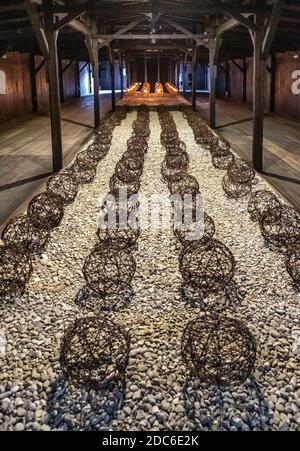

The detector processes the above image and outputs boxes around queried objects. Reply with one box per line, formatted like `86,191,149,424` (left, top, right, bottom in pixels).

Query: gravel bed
0,110,299,431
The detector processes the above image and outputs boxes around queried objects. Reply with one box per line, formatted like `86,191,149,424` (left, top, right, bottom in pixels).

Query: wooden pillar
192,45,197,111
252,11,265,172
157,54,160,82
119,55,124,98
45,13,63,172
242,58,248,103
29,53,38,113
58,57,64,103
225,61,230,96
86,36,100,128
93,51,100,128
209,47,217,129
109,47,116,112
76,59,81,97
269,53,276,113
87,63,92,94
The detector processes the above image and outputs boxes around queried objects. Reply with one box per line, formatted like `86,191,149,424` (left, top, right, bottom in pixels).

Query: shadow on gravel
46,377,126,431
74,284,134,312
182,376,270,431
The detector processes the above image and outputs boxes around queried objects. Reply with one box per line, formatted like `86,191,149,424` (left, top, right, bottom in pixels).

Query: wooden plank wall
0,51,79,124
0,52,32,122
226,52,299,121
62,59,78,98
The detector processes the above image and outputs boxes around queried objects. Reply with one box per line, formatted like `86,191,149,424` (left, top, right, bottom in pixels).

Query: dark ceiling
0,1,299,63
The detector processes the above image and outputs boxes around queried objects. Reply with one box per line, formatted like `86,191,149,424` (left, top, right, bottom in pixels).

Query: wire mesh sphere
181,315,256,387
115,156,143,184
161,161,187,184
94,131,113,146
97,225,140,250
260,205,300,249
165,140,187,155
169,174,200,197
46,172,79,205
227,158,255,184
179,239,236,298
109,173,140,198
222,174,252,199
1,214,50,255
165,152,189,170
127,136,148,155
174,213,215,247
71,162,97,184
60,317,130,389
212,148,234,170
248,190,281,222
86,143,110,162
75,151,98,171
0,245,33,298
27,192,64,230
83,245,136,298
285,243,300,290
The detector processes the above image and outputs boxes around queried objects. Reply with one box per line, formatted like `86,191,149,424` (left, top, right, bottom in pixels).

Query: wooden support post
109,47,116,112
44,7,63,172
29,53,38,113
58,57,64,103
88,63,92,94
192,44,197,111
119,54,124,98
85,35,100,128
209,48,217,128
76,59,81,97
252,9,265,172
242,58,247,103
225,60,230,96
269,53,276,113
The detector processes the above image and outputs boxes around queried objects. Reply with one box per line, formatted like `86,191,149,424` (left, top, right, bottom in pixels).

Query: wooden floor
119,92,189,107
0,93,119,226
188,95,300,210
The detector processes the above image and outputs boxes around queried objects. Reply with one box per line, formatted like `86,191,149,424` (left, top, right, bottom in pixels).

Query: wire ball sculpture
260,205,300,249
83,244,136,299
75,151,98,170
179,239,236,299
227,158,255,185
181,315,257,387
71,162,97,184
174,212,215,247
109,173,140,198
60,317,130,389
1,214,50,255
212,148,234,170
87,142,110,162
97,225,140,250
47,172,79,205
161,161,187,184
248,190,281,222
285,243,300,290
0,245,33,299
115,156,143,183
27,192,64,230
222,174,252,199
169,174,200,197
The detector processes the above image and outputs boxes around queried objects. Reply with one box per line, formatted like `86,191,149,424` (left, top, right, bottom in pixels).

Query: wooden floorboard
188,95,300,211
0,93,120,226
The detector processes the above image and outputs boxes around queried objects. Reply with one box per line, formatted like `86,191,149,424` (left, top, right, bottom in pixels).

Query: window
0,70,6,94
